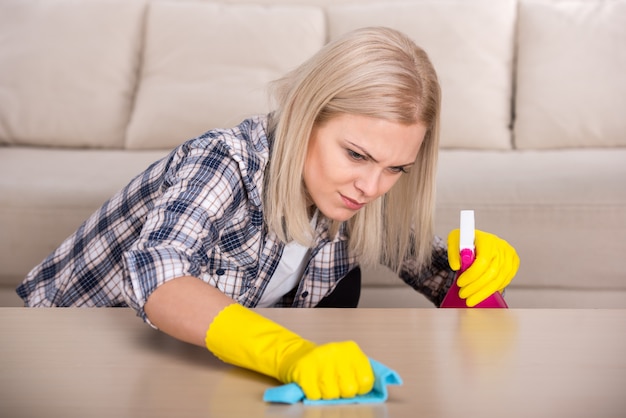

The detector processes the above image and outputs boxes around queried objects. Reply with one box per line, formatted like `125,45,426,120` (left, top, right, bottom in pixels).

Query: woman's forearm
145,276,376,401
144,276,236,347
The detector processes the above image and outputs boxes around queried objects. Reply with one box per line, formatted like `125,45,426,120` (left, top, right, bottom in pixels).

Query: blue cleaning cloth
263,358,402,405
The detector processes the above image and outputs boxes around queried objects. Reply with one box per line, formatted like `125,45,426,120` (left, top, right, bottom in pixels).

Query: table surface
1,308,625,418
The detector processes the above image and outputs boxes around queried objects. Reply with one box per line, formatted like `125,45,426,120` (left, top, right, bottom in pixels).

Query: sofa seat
363,148,626,308
0,147,168,296
2,146,624,308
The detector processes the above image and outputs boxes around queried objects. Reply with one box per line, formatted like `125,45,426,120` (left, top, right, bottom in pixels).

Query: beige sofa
1,0,625,308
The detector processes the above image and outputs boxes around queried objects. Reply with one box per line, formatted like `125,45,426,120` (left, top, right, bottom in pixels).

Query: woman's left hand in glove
447,229,520,307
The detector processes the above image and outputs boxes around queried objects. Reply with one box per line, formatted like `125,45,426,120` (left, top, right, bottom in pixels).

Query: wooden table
1,308,624,418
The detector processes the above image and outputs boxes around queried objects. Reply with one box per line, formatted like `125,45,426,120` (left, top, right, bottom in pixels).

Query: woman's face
304,113,427,222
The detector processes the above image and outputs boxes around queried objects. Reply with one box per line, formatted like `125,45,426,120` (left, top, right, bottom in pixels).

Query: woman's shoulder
186,115,270,162
172,115,270,207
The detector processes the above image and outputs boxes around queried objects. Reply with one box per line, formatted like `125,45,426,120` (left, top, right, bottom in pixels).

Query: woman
17,27,518,401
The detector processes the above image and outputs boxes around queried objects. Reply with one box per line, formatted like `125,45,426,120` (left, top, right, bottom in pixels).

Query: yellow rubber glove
447,229,519,307
205,303,374,400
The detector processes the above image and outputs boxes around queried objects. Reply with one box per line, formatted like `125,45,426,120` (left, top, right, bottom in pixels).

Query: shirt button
301,291,309,298
216,269,225,276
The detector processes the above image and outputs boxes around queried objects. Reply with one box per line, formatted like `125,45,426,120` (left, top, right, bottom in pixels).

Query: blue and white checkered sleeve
121,142,244,323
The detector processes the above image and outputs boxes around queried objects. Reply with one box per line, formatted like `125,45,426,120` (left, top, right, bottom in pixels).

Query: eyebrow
347,141,415,169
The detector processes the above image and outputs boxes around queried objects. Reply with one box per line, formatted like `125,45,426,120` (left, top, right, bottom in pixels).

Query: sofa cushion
433,149,626,291
326,0,517,150
0,147,167,287
126,2,326,150
363,148,626,293
515,0,626,149
0,0,146,148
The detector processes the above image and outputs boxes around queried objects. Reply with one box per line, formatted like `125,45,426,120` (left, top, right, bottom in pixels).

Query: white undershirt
256,213,317,307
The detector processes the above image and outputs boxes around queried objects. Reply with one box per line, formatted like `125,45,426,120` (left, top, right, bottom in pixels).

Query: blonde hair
265,26,441,273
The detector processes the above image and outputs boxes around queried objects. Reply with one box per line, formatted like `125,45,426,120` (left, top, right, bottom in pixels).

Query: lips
341,194,365,211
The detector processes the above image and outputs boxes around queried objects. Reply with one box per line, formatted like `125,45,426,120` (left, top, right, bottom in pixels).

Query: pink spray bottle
440,210,508,308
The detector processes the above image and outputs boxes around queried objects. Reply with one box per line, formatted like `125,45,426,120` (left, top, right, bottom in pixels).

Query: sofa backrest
1,0,624,151
0,0,147,149
125,1,327,149
514,0,626,149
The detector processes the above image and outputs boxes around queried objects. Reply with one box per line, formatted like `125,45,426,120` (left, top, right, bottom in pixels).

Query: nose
354,169,384,198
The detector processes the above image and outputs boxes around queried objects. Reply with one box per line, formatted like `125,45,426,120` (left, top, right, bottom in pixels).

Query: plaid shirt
17,115,454,323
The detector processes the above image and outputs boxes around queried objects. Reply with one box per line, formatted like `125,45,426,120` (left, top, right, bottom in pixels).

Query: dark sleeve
398,236,456,307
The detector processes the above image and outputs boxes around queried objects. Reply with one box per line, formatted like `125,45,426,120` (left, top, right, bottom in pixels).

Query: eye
347,149,365,161
389,166,409,174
